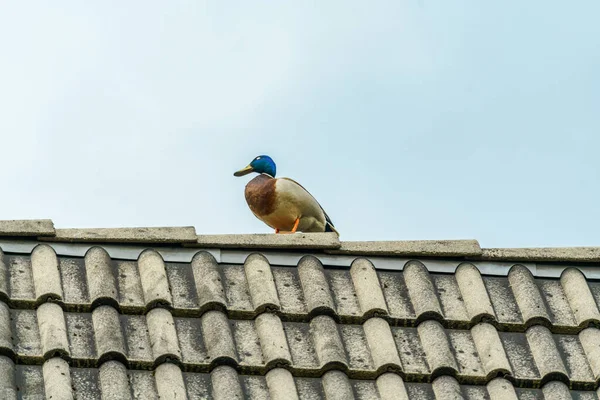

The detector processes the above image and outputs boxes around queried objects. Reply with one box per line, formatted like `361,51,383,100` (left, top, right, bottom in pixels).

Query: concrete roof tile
284,322,318,371
128,370,157,399
418,320,458,377
539,279,577,329
455,263,496,323
98,361,132,400
561,268,600,327
244,253,280,313
92,305,126,362
6,354,600,398
255,312,292,368
481,246,600,263
85,247,118,308
17,365,44,398
2,240,600,397
146,307,181,364
191,252,227,313
526,325,568,381
350,259,388,318
116,261,145,313
363,317,402,374
220,264,253,314
66,312,95,361
431,375,463,400
501,331,540,381
377,273,412,322
486,377,518,400
330,239,481,257
403,261,444,323
59,258,89,307
392,327,429,375
508,265,551,326
182,371,211,398
272,267,306,317
138,250,172,310
471,323,512,378
175,317,205,366
579,327,600,381
165,262,197,314
12,310,39,360
154,362,186,400
328,270,361,319
376,373,409,400
448,329,485,378
201,310,237,365
239,375,270,398
558,333,596,383
266,368,299,400
0,302,12,354
231,320,262,368
483,277,522,327
37,302,69,359
43,357,73,400
297,256,336,318
340,324,372,372
0,356,16,399
322,370,354,400
31,244,63,303
48,226,197,244
433,274,469,323
310,315,347,370
0,219,55,236
542,381,572,400
211,365,243,400
193,232,340,249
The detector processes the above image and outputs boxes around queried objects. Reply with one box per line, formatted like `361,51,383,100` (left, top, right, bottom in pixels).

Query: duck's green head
234,155,276,177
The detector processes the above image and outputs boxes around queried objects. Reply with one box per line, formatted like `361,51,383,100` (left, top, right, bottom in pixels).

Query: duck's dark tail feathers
324,213,339,236
325,222,339,235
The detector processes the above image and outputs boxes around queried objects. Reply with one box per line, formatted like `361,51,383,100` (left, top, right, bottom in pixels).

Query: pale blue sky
0,2,598,247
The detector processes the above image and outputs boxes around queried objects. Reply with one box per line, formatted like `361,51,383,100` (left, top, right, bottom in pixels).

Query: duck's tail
325,222,339,235
324,214,339,236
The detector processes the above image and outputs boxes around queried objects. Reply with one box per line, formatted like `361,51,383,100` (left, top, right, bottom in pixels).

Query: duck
234,155,338,235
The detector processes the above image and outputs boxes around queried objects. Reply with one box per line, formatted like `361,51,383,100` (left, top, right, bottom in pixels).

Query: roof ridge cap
0,219,55,237
40,226,197,244
480,246,600,263
327,239,482,257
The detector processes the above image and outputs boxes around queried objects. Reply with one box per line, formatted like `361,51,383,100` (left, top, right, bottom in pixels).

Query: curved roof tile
0,228,599,397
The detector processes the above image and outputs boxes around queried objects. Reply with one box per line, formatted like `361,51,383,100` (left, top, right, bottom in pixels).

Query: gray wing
281,177,338,234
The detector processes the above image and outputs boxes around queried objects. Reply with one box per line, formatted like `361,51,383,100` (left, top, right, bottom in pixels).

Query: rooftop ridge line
43,227,198,244
3,219,600,264
0,219,55,236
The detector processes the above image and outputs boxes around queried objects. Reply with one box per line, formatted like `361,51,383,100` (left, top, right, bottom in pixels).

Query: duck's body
245,174,333,232
235,155,338,234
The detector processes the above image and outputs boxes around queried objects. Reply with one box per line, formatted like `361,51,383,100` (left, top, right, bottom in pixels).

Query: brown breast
244,174,277,216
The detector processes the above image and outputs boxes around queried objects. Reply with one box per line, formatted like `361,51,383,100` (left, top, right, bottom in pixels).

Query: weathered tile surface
1,240,600,398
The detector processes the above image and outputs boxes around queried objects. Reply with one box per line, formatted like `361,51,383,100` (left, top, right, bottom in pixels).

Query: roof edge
2,218,600,264
39,227,198,244
187,233,341,249
480,247,600,263
0,219,55,236
327,239,482,257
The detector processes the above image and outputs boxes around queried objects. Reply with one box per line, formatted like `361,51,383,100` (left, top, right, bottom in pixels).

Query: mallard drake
234,155,338,235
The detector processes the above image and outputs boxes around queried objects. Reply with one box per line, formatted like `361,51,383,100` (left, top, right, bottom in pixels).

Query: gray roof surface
1,220,600,399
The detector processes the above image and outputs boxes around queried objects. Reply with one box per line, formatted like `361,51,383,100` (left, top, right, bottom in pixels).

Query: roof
2,219,600,399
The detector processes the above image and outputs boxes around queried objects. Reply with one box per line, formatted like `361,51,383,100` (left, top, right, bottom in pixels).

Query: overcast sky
1,2,599,247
